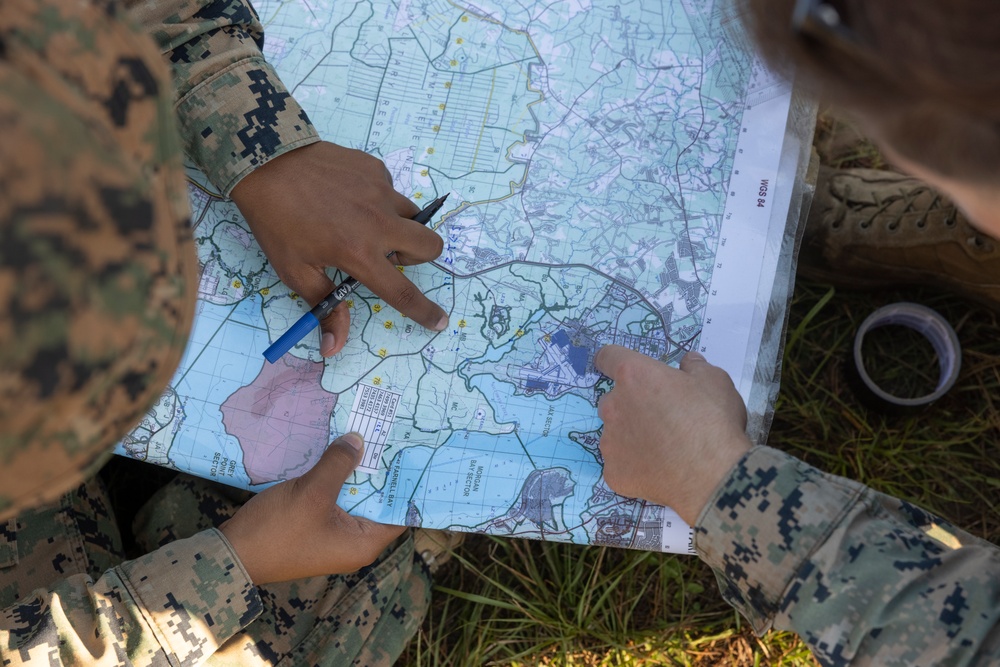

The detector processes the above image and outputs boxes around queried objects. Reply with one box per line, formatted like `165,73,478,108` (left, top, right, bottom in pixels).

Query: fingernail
686,350,705,361
321,332,336,356
434,314,449,331
342,432,364,451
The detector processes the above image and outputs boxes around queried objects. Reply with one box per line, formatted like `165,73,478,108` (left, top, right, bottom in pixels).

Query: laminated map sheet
117,0,815,553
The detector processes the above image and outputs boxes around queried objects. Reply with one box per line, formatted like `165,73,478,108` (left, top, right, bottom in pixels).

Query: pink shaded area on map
220,354,337,485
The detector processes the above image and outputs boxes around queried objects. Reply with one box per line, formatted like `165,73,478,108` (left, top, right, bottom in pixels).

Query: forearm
125,0,319,195
0,529,261,665
696,447,1000,666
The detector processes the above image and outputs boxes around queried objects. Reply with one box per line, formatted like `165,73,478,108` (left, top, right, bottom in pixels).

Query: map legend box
348,384,402,473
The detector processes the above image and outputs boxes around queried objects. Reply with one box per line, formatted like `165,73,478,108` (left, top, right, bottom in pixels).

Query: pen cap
262,311,321,363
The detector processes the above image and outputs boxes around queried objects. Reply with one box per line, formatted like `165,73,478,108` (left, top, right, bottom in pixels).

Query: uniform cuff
693,446,865,634
117,528,262,662
175,57,320,196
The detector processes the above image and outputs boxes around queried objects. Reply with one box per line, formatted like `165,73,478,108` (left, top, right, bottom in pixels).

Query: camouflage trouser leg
132,475,431,666
0,477,124,607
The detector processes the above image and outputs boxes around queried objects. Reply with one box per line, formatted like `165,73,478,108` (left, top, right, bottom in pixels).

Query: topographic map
117,0,803,553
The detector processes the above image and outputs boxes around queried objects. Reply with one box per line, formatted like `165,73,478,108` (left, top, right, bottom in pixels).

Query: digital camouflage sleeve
696,446,1000,666
125,0,320,195
1,525,260,666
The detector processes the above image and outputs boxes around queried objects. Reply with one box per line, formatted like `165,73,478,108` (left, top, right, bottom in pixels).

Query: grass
406,533,812,666
398,113,1000,665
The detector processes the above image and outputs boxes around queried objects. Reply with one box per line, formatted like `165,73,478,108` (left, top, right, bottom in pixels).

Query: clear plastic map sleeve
120,0,816,554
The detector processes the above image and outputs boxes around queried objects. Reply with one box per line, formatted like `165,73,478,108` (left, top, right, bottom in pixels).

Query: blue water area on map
391,436,536,525
469,374,601,452
358,372,604,538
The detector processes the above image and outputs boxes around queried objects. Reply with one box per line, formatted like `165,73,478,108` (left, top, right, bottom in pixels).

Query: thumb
302,432,365,490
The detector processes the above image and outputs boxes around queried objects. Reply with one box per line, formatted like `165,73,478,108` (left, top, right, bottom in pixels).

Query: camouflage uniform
0,0,428,663
0,0,318,526
696,446,1000,666
0,474,429,665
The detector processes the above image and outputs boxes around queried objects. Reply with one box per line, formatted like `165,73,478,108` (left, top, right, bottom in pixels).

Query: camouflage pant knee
0,474,431,666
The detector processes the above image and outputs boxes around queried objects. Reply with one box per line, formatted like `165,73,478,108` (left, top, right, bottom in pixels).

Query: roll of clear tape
851,302,962,410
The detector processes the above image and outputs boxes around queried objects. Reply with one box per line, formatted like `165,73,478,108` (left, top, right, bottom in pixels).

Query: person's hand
594,345,752,525
220,432,405,584
230,142,449,357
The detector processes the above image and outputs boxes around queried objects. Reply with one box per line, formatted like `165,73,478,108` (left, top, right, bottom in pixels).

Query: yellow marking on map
378,348,388,358
290,292,299,300
372,376,382,386
427,147,435,154
444,81,452,88
461,15,468,21
232,279,242,289
543,334,551,342
458,319,467,328
432,125,440,132
438,104,446,110
516,329,525,337
349,487,358,496
420,169,429,176
397,265,405,272
456,37,464,44
384,320,394,330
449,59,458,66
259,287,269,296
372,304,382,313
346,299,354,308
414,192,423,199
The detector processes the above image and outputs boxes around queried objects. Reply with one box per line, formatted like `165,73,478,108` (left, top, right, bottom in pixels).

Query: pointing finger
389,217,445,265
594,344,643,378
364,258,449,331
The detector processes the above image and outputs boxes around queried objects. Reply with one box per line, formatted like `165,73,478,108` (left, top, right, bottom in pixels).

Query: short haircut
738,0,1000,185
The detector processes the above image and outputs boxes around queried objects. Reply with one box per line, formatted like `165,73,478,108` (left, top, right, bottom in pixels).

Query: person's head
740,0,1000,235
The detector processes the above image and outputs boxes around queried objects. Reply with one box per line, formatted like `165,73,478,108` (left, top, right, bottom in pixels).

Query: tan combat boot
799,167,1000,308
412,528,465,574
